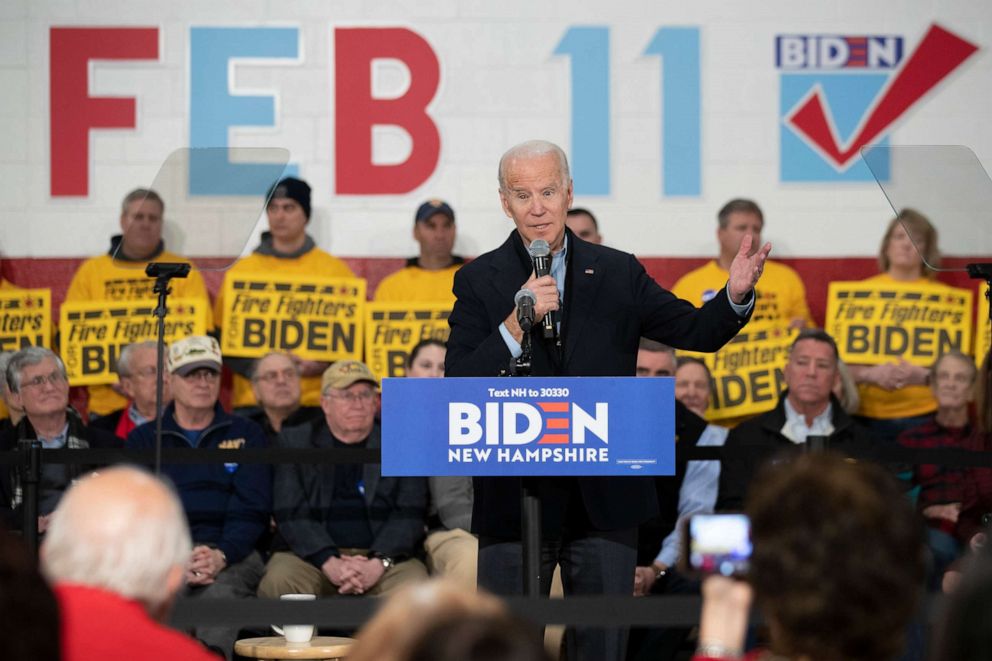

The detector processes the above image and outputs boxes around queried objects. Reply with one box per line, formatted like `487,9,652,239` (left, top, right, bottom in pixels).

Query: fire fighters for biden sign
381,377,675,477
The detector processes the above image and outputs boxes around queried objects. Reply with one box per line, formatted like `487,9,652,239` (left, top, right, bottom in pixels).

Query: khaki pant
258,550,427,599
424,528,478,590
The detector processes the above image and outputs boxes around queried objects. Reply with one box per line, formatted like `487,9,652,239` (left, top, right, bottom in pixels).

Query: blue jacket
127,402,272,564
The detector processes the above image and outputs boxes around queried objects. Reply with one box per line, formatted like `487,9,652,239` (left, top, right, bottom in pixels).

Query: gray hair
121,188,164,215
930,349,978,385
250,351,301,381
638,338,675,357
498,140,571,191
6,346,67,394
117,340,159,377
41,466,191,612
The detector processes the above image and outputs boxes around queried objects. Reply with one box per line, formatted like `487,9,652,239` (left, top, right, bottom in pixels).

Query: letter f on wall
49,27,159,196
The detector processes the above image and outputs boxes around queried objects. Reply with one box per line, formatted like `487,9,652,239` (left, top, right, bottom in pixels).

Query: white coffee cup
272,593,316,643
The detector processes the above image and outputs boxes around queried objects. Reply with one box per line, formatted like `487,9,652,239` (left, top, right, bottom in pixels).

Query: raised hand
727,233,772,304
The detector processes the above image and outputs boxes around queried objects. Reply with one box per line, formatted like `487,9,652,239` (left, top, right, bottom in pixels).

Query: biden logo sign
381,377,675,477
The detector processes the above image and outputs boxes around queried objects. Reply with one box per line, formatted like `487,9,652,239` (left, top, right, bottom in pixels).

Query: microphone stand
146,262,190,475
501,313,541,597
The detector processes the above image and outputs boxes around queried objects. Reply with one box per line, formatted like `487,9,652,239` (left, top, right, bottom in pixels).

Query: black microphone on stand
515,289,536,332
528,240,555,339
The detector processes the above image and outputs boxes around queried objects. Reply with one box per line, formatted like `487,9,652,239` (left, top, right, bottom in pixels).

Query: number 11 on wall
555,26,701,197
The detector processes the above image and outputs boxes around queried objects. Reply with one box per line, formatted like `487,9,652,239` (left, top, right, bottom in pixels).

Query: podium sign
381,377,675,477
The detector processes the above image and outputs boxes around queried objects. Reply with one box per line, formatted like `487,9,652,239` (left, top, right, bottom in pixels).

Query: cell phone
679,513,752,578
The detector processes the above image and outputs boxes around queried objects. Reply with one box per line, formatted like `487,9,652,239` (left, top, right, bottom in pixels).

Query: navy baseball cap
415,199,455,224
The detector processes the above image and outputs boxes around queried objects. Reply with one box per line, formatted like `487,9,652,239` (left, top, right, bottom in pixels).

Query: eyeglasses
253,367,299,384
325,389,377,404
179,369,220,382
21,371,67,389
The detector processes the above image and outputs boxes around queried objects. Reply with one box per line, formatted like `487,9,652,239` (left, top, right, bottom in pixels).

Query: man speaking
445,140,769,661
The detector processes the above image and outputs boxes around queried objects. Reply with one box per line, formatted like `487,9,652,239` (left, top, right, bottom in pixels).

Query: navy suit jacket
446,228,750,538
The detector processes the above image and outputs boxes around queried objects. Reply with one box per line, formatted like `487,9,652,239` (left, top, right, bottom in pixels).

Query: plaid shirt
897,416,978,510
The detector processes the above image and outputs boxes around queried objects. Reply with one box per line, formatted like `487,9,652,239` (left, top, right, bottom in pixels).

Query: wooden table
234,636,355,660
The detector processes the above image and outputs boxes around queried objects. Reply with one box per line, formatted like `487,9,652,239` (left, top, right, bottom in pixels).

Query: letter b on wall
335,28,441,194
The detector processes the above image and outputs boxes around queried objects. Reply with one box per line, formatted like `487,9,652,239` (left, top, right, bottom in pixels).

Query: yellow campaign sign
60,298,207,386
826,281,973,367
682,324,797,421
977,284,990,366
221,275,366,361
365,302,451,382
0,288,51,352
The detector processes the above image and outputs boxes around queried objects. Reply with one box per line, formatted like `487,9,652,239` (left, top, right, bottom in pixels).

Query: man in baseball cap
127,335,271,658
373,199,463,304
214,176,356,413
259,359,428,600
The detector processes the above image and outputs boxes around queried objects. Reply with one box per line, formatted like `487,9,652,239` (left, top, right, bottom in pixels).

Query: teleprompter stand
146,262,191,474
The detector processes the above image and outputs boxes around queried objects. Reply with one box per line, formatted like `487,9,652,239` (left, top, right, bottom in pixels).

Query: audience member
633,341,727,597
407,340,477,589
565,207,603,244
692,453,925,661
374,200,463,303
629,341,727,661
215,176,355,411
259,360,428,599
672,199,811,329
41,467,217,661
63,188,212,417
348,579,507,661
848,210,942,443
897,349,979,582
933,533,992,661
245,352,322,441
0,528,59,661
0,351,24,431
0,347,119,532
674,356,714,419
127,335,271,658
717,329,872,511
89,340,170,440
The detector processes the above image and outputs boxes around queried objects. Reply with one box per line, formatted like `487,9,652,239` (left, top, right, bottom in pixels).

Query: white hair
116,340,159,377
41,466,191,612
497,140,571,191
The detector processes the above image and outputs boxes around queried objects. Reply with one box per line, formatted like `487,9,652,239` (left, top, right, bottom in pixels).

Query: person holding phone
690,453,925,661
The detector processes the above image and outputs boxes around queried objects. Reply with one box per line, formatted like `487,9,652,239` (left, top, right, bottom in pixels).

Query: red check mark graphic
785,24,978,170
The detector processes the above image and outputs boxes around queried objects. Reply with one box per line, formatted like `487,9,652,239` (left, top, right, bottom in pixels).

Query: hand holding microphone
529,240,557,339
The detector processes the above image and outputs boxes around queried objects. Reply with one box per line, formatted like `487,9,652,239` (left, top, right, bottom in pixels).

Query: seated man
716,329,872,511
215,177,355,411
897,349,979,582
89,340,170,440
374,199,463,304
41,466,217,661
245,352,322,442
632,344,728,597
0,347,118,532
64,188,212,418
127,335,271,659
565,207,603,245
260,360,428,599
672,198,811,329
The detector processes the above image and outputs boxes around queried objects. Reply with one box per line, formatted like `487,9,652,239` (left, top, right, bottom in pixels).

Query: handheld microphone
528,240,555,339
514,289,536,332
